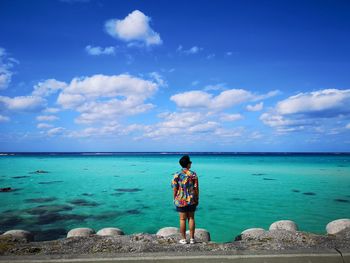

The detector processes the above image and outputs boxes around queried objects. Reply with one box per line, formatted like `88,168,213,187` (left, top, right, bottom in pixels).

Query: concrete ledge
0,252,349,263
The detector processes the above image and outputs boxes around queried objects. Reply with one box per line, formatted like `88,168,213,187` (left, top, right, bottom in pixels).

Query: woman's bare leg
179,212,187,239
187,211,195,239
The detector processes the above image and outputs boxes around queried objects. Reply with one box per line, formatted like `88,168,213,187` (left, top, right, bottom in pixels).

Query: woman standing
171,155,199,244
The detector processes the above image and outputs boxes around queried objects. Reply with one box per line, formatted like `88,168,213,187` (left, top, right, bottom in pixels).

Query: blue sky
0,0,350,152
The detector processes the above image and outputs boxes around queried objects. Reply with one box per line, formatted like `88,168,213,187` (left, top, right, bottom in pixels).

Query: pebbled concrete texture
0,251,349,263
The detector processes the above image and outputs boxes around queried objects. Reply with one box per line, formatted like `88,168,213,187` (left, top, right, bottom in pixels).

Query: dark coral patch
0,187,22,193
69,199,99,207
110,193,124,196
252,173,266,176
115,188,142,193
32,228,67,241
125,209,141,215
93,211,122,220
0,214,23,228
36,213,63,225
230,197,246,201
0,187,12,192
25,197,57,203
292,189,300,193
29,170,49,174
25,204,73,215
12,176,31,179
334,199,349,203
81,193,94,197
36,212,87,225
303,192,316,196
38,181,64,185
263,178,276,181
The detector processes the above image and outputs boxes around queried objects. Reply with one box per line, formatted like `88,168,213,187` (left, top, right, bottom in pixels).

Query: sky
0,0,350,152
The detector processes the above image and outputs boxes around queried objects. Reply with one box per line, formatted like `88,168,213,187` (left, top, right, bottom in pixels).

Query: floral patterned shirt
171,168,199,207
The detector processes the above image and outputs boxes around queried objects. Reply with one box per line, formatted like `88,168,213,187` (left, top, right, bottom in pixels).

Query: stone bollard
67,227,95,238
186,228,211,242
269,220,298,232
326,219,350,235
96,227,124,236
241,228,265,239
156,227,179,237
2,230,34,242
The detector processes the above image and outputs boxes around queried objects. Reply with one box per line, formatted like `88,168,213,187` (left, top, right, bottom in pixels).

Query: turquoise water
0,153,349,242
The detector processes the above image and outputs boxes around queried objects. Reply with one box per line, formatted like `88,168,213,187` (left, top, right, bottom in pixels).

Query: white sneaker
190,238,195,244
179,239,187,244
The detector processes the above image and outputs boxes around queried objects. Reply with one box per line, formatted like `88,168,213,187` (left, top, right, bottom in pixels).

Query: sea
0,152,349,242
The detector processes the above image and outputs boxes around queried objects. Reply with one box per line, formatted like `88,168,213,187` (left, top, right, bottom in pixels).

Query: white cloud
57,74,159,123
32,79,67,97
260,89,350,134
226,51,233,56
260,112,298,128
0,114,9,122
253,90,281,101
185,46,202,54
250,131,263,139
191,80,199,86
0,70,12,90
67,123,146,138
47,127,65,136
0,95,45,111
177,45,203,55
58,74,157,107
260,112,309,134
140,111,249,142
36,115,59,122
214,127,244,138
220,113,243,122
37,123,54,129
105,10,162,46
85,45,115,56
0,47,19,90
203,83,226,91
211,89,254,110
276,89,350,116
149,72,167,87
346,123,350,129
207,54,215,59
171,89,276,111
170,91,212,108
143,111,218,139
43,107,60,113
246,102,263,112
75,99,154,124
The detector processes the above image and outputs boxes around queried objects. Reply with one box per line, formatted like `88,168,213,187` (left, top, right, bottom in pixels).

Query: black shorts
176,204,197,213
